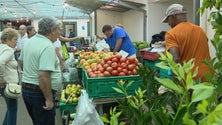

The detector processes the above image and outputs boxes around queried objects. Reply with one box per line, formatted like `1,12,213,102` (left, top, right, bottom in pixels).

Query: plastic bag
72,90,104,125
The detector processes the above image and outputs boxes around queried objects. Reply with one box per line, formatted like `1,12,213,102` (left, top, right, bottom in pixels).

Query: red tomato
127,71,133,75
87,68,92,73
132,69,138,75
116,54,122,60
98,67,105,73
122,69,128,74
128,64,136,71
106,67,113,73
103,71,111,77
107,60,112,66
120,62,127,69
103,64,110,69
127,57,136,64
111,57,118,63
90,73,97,78
92,67,98,72
118,72,126,76
100,61,105,66
117,67,123,72
104,57,111,62
111,70,119,76
111,62,118,70
120,57,127,63
97,73,105,77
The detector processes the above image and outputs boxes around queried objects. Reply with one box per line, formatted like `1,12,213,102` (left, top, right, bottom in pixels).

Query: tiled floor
0,95,63,125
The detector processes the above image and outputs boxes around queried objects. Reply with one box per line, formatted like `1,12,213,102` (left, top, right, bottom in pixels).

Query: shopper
0,20,12,43
0,28,19,125
15,25,28,59
26,25,36,39
97,24,136,57
162,3,212,81
18,17,62,125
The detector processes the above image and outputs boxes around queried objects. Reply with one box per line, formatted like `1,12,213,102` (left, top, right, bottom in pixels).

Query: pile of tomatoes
86,54,139,78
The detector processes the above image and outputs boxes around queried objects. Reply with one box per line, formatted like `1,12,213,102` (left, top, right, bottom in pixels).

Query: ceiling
0,0,145,21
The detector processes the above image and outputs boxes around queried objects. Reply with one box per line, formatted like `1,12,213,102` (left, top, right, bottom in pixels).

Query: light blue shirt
19,34,61,91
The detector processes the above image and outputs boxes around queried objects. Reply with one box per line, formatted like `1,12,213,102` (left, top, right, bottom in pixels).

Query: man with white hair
15,25,27,59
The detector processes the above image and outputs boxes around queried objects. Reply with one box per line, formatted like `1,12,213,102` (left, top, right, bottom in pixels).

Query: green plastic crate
82,69,141,99
159,68,172,79
59,102,77,115
143,59,160,71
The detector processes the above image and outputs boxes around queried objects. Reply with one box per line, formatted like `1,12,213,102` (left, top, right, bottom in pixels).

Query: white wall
96,9,122,35
147,0,193,42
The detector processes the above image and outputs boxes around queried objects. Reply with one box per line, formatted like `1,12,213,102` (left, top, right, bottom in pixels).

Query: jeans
0,87,18,125
22,85,56,125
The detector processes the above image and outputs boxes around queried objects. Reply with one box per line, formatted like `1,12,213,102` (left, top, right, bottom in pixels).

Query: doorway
62,22,77,37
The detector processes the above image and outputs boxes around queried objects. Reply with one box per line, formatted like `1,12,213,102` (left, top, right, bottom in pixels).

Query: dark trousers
22,84,56,125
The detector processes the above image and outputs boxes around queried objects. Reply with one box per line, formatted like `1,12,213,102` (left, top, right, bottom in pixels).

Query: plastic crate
82,69,141,99
143,59,160,71
143,51,159,61
59,102,77,115
159,68,172,79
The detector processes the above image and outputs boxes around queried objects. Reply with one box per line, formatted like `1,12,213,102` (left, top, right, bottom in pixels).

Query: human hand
43,99,54,110
96,34,104,40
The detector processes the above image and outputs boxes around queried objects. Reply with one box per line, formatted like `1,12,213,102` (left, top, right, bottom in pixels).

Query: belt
22,83,56,93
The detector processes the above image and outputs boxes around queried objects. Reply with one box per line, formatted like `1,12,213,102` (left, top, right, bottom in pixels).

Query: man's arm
55,47,65,72
168,46,180,63
59,36,83,42
113,38,123,54
38,71,54,110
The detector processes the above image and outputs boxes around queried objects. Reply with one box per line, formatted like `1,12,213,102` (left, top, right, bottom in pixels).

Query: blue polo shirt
105,27,136,57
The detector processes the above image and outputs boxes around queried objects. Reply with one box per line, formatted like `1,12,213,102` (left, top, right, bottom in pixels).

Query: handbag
4,83,21,99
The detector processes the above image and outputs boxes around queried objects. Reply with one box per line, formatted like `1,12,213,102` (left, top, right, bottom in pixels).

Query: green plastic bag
61,42,69,60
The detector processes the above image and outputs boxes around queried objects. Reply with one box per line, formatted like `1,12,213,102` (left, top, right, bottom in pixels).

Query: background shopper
0,28,19,125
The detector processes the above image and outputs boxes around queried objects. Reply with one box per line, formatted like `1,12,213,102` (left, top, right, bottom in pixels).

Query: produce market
0,0,221,125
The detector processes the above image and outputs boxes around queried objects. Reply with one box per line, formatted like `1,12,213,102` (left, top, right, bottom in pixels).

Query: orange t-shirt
165,22,212,81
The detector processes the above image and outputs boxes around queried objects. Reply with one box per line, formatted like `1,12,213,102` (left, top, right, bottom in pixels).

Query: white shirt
53,38,62,56
16,33,28,50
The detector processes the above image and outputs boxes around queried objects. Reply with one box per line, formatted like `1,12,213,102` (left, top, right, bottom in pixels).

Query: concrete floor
0,95,63,125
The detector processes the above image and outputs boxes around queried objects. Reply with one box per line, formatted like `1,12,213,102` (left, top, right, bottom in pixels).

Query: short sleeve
165,31,179,51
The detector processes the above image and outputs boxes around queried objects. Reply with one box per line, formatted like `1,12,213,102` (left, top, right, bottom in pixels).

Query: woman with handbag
0,28,19,125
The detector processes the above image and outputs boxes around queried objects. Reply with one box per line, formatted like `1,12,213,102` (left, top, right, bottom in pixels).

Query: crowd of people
0,3,213,125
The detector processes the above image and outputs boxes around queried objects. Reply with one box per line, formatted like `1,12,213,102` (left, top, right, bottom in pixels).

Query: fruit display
86,55,139,78
133,41,149,49
60,84,83,103
76,51,113,69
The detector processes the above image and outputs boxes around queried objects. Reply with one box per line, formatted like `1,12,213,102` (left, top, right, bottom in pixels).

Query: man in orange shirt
162,3,212,81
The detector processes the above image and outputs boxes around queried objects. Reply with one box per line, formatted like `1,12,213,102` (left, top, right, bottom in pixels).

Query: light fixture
63,2,68,8
4,8,7,13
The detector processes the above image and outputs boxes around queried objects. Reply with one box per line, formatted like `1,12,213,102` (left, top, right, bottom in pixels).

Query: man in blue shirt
98,24,136,57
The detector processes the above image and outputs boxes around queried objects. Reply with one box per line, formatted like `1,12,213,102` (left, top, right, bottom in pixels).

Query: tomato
111,57,118,63
111,70,119,76
127,57,136,64
92,67,98,72
104,57,111,62
127,71,133,75
116,54,122,60
132,69,138,75
103,71,111,77
107,60,112,66
90,73,97,78
106,67,113,73
87,68,92,73
128,64,136,71
117,67,123,72
118,72,126,76
97,73,105,77
103,63,110,69
111,62,118,70
122,69,128,74
120,62,127,69
98,67,105,73
120,57,127,63
100,61,105,66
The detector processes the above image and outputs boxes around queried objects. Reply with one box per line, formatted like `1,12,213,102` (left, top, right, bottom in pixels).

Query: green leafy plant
100,107,125,125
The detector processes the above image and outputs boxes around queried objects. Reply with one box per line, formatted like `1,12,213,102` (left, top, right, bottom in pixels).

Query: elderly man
162,3,212,81
18,17,62,125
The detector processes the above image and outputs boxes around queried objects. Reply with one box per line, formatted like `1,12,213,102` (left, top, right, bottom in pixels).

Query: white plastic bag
72,90,104,125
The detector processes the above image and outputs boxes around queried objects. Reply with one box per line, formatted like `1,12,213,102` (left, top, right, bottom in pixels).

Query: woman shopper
0,28,19,125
